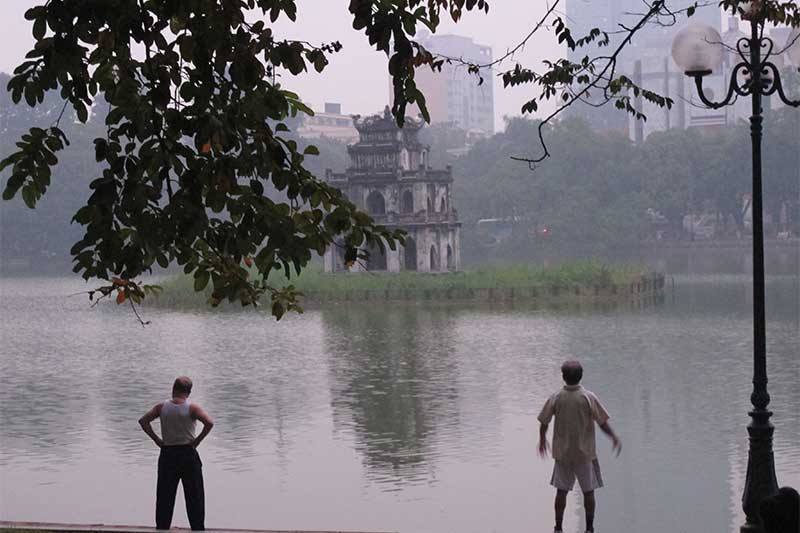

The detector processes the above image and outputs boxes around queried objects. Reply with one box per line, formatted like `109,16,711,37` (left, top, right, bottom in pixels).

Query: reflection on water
0,248,798,533
325,308,461,486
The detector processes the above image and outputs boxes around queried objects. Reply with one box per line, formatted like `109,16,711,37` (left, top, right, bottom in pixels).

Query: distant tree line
3,69,798,271
424,113,798,262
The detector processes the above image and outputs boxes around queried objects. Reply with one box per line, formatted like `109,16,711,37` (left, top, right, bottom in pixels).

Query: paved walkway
0,522,393,533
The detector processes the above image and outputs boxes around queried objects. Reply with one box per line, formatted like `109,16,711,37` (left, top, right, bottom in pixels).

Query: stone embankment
0,522,391,533
300,272,667,305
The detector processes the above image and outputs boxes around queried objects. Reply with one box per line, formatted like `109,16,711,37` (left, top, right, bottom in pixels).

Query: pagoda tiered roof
352,106,424,134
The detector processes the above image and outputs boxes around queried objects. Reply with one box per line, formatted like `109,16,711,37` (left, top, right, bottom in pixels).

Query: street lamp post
671,10,800,533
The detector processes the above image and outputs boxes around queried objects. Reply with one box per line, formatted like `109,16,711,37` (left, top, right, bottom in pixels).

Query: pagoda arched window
430,245,440,271
366,191,386,215
401,190,414,214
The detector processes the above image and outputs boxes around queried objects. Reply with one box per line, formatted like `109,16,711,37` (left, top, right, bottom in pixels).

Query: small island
151,262,665,309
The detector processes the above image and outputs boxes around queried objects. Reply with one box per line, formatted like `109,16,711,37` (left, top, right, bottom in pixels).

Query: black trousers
156,445,205,530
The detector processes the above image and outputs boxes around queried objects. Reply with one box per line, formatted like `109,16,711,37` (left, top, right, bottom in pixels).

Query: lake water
1,247,798,533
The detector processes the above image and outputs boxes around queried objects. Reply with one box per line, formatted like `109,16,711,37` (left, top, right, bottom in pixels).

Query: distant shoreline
0,237,800,276
2,238,796,276
640,237,799,249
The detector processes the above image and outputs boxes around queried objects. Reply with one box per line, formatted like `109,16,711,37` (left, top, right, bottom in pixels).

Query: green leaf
32,17,46,40
24,85,36,107
75,103,88,123
21,185,37,208
271,300,285,320
288,98,314,117
194,270,210,292
250,179,264,196
3,174,26,200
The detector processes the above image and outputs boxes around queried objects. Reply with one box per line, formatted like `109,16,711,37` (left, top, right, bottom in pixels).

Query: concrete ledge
0,521,394,533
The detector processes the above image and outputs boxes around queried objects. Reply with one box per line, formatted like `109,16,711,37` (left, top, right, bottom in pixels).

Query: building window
401,190,414,213
404,237,417,271
430,245,440,271
366,240,387,271
366,191,386,215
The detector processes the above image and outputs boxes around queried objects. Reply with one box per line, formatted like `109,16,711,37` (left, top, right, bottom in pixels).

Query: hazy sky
0,0,564,130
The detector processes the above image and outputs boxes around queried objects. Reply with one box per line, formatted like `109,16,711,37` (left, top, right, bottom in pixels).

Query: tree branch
511,0,670,167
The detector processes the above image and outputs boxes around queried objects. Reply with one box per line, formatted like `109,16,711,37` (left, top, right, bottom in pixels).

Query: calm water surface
1,250,798,533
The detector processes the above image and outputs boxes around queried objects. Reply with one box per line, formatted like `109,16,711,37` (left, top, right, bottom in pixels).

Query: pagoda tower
323,107,461,273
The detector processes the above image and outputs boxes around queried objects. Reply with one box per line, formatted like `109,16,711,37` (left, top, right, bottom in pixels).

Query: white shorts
551,459,604,492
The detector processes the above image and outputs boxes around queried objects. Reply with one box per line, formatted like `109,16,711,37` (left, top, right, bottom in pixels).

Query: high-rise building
626,16,800,140
563,0,721,135
393,32,494,134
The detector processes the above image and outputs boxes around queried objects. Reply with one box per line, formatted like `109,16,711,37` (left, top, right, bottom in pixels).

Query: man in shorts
538,360,621,533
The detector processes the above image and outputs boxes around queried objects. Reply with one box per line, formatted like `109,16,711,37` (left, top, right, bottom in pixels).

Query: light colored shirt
160,399,196,446
537,384,610,464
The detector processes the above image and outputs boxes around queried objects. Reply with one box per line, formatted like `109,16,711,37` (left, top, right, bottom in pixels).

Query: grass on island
149,261,645,308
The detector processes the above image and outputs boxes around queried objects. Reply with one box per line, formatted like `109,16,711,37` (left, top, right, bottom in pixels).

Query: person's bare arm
190,404,214,448
538,422,550,458
139,403,164,448
599,421,621,456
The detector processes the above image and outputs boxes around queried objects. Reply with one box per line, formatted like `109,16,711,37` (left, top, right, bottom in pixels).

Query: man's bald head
172,376,193,396
561,360,583,385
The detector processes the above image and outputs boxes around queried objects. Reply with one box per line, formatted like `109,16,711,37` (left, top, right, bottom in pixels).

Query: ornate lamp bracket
762,62,800,107
692,62,751,108
692,35,800,110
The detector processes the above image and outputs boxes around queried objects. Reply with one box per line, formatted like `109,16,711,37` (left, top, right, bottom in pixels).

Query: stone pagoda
323,107,461,273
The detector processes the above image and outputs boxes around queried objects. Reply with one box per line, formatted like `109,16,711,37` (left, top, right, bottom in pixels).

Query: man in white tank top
139,376,214,530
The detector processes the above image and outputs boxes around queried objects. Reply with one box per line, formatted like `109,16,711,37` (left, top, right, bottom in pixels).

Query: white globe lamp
671,24,724,75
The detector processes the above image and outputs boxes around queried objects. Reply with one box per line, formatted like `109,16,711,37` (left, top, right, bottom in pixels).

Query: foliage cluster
0,70,350,273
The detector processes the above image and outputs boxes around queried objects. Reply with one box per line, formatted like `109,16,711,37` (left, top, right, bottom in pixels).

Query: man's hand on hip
139,403,165,449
